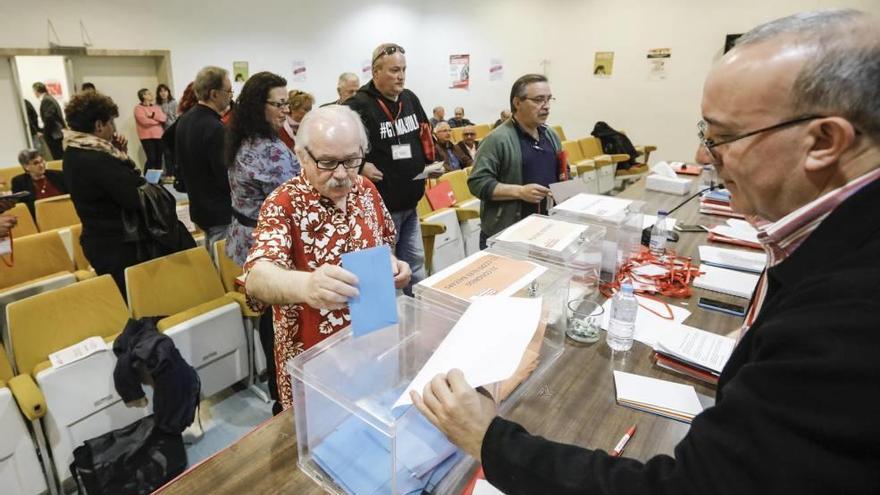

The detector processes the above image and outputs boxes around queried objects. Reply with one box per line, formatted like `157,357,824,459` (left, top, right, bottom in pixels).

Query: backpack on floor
69,414,187,495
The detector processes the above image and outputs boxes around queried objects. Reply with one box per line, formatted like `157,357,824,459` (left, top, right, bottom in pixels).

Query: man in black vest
345,43,431,293
175,66,233,258
413,9,880,494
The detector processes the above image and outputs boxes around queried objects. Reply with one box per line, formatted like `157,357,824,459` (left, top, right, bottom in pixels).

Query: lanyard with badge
376,98,412,161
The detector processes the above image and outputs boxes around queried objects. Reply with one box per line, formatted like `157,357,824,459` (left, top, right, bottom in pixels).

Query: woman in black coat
62,91,145,294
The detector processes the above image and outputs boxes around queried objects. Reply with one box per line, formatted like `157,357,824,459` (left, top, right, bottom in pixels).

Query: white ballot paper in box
49,336,108,368
393,296,542,409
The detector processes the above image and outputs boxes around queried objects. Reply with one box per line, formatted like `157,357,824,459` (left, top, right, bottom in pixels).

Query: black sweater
345,81,430,212
175,104,231,228
482,177,880,494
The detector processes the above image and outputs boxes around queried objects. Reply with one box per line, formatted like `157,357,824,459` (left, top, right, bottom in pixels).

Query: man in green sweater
467,74,564,248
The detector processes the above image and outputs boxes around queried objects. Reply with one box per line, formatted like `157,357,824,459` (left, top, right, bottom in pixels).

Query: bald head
296,105,369,202
336,72,359,103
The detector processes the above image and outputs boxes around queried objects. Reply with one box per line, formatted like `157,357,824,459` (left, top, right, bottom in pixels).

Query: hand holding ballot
411,369,497,462
304,264,360,310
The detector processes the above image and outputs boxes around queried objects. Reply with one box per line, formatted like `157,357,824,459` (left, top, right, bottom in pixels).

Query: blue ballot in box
341,244,399,338
288,297,467,495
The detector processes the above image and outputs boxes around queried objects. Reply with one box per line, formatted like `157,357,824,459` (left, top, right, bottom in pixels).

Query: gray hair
337,72,359,88
736,9,880,142
17,148,40,166
434,121,450,132
296,105,370,153
509,74,548,113
193,66,228,101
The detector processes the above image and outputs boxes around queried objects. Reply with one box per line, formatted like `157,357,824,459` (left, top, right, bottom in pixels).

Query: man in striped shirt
411,9,880,494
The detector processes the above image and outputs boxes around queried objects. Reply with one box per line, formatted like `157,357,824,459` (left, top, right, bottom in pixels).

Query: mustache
327,177,352,189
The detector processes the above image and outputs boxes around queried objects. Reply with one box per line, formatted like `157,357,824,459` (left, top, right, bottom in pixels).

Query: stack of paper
694,264,760,299
699,189,745,219
698,245,767,274
495,215,587,252
653,324,736,384
613,370,704,423
553,193,633,222
417,252,547,303
707,219,762,250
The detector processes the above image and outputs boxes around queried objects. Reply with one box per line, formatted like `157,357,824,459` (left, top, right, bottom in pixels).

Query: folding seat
67,224,92,272
212,240,268,401
473,123,492,140
125,247,248,398
34,195,80,232
0,342,49,495
561,140,600,195
6,275,145,489
437,169,481,255
577,137,627,194
0,167,19,193
551,124,567,141
417,192,464,274
44,160,62,171
0,231,87,355
451,127,465,143
6,203,38,237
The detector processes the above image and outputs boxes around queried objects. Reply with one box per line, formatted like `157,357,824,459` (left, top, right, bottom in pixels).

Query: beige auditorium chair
6,275,144,491
0,342,49,495
34,195,80,232
125,247,249,398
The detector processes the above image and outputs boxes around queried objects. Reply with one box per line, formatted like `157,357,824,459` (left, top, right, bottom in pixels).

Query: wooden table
157,178,750,494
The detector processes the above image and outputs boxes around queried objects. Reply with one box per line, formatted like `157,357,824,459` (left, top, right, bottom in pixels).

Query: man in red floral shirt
244,105,411,410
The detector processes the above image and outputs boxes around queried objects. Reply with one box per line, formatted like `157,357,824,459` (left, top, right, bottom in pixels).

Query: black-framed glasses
372,44,405,64
523,95,555,106
306,147,365,171
697,114,824,163
265,100,289,108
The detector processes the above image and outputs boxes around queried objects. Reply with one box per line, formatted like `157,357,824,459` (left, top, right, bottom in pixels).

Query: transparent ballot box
549,193,645,276
289,297,466,494
412,250,570,402
486,214,605,302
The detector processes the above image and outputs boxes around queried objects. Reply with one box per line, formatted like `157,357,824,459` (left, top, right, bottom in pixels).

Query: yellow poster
593,52,614,77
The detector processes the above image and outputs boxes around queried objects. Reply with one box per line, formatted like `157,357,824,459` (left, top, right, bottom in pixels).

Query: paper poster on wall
449,54,470,89
232,61,249,82
361,59,372,79
647,48,671,80
489,58,504,81
291,60,307,82
593,52,614,77
45,80,63,97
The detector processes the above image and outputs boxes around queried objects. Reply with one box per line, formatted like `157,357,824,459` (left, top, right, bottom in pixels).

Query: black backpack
591,121,639,170
70,415,187,494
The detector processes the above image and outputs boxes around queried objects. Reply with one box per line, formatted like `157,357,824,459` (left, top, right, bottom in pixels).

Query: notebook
694,264,760,299
613,371,704,423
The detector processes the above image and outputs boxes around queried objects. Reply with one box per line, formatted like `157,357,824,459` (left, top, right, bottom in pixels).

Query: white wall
0,0,878,163
0,59,28,166
15,55,71,126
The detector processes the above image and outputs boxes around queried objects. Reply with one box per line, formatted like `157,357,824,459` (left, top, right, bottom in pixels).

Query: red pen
611,425,637,457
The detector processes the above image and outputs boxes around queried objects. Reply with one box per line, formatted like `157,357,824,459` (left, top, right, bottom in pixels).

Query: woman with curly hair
278,89,313,151
62,91,145,292
225,71,300,414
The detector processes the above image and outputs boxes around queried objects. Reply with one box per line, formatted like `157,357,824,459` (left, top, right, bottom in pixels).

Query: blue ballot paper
341,244,399,337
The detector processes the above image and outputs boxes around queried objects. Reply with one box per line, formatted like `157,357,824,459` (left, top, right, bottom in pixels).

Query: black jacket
482,177,880,494
345,81,430,212
39,94,66,139
113,318,201,435
174,104,231,227
24,99,39,136
121,183,196,264
11,169,67,218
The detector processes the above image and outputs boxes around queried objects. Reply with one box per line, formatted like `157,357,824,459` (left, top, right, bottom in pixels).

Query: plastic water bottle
700,164,717,191
649,210,668,257
607,283,638,351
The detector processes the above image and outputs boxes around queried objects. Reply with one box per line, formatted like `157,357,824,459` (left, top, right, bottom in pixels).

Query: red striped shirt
739,168,880,339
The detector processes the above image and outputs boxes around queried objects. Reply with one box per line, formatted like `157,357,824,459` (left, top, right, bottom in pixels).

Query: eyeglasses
265,100,289,108
522,95,555,106
463,132,476,137
215,88,234,96
697,114,824,163
372,44,405,64
306,147,365,171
